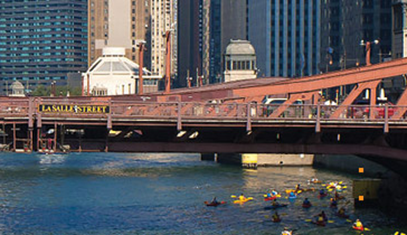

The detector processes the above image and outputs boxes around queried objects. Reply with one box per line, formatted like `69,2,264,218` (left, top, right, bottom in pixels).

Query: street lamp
164,22,176,94
325,47,333,73
360,39,379,66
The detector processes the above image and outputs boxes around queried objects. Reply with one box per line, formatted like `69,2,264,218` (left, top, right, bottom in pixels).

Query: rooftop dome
86,47,151,76
10,81,24,90
225,40,256,55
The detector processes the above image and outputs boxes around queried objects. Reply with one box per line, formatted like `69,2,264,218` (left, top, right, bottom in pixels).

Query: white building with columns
82,48,161,96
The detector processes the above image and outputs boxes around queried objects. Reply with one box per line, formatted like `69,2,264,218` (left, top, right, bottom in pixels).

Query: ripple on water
0,152,405,234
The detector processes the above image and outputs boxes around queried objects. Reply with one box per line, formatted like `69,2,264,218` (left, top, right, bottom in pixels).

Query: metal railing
0,98,406,125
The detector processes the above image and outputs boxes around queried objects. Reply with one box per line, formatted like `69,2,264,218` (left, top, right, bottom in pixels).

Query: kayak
312,221,326,227
233,197,253,204
285,189,302,194
353,226,364,231
272,217,281,223
264,195,282,201
288,195,297,200
204,201,226,207
264,204,287,210
318,193,328,199
302,203,312,208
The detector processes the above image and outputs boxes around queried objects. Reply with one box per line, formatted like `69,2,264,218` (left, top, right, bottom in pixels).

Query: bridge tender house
39,104,110,114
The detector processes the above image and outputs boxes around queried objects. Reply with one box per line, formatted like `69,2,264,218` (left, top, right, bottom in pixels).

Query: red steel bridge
2,58,407,175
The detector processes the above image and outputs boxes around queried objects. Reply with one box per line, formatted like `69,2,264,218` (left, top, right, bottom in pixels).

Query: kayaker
272,189,278,196
295,184,302,191
353,219,363,231
239,193,246,201
316,211,327,221
272,211,281,222
289,191,296,198
281,227,292,235
330,198,338,208
337,207,347,217
303,198,311,206
334,191,340,200
319,189,325,196
311,177,319,183
211,197,218,204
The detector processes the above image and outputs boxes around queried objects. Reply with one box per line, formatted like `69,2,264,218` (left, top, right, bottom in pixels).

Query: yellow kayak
233,197,253,204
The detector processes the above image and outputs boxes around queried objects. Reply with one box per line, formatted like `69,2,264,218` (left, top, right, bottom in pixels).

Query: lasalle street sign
38,104,110,114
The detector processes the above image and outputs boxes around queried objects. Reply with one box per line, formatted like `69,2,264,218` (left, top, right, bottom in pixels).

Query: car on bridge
349,99,396,119
262,97,304,117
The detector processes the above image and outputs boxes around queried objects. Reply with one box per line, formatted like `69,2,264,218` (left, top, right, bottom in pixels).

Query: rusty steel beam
233,59,407,98
269,92,318,118
392,87,407,120
330,80,381,119
152,58,407,103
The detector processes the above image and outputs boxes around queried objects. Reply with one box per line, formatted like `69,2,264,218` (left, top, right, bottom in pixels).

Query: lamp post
137,41,146,95
360,39,379,66
164,30,171,94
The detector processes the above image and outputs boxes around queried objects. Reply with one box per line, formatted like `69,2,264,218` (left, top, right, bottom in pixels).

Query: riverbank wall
314,154,407,220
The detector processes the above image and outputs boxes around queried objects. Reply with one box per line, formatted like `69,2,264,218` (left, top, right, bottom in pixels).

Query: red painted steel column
384,103,389,133
53,122,57,152
13,123,16,152
37,128,40,152
165,31,171,94
365,42,372,66
138,42,145,95
246,103,252,132
177,101,182,131
370,86,377,119
29,129,33,152
316,103,321,132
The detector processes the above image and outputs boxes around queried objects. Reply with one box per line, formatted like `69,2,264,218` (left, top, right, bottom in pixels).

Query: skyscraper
320,0,392,71
0,0,88,95
177,0,247,86
393,0,407,58
89,0,177,77
248,0,321,78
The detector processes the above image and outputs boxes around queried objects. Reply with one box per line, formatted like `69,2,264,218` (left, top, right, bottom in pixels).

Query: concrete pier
216,153,314,168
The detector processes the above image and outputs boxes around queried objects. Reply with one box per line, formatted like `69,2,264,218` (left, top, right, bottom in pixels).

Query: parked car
349,99,396,119
262,97,303,117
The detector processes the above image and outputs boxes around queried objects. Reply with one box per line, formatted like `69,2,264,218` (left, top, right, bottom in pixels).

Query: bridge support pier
201,153,215,161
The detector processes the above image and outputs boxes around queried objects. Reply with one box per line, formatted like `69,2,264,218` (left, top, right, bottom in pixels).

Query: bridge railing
254,103,405,122
2,97,406,124
0,99,30,118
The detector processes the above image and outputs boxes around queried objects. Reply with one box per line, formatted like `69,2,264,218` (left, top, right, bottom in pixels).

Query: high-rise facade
0,0,88,95
177,0,247,86
321,0,392,71
393,0,407,58
248,0,321,78
89,0,177,77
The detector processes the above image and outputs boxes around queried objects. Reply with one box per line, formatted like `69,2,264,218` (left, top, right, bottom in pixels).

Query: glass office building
248,0,321,78
0,0,88,95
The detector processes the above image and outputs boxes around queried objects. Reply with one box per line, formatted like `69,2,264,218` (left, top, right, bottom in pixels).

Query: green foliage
30,85,49,96
30,85,82,97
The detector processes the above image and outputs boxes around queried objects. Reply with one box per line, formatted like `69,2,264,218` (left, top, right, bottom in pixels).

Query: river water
0,152,405,235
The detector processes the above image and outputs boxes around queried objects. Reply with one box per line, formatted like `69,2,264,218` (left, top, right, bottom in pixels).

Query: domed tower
9,81,25,97
223,40,257,82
